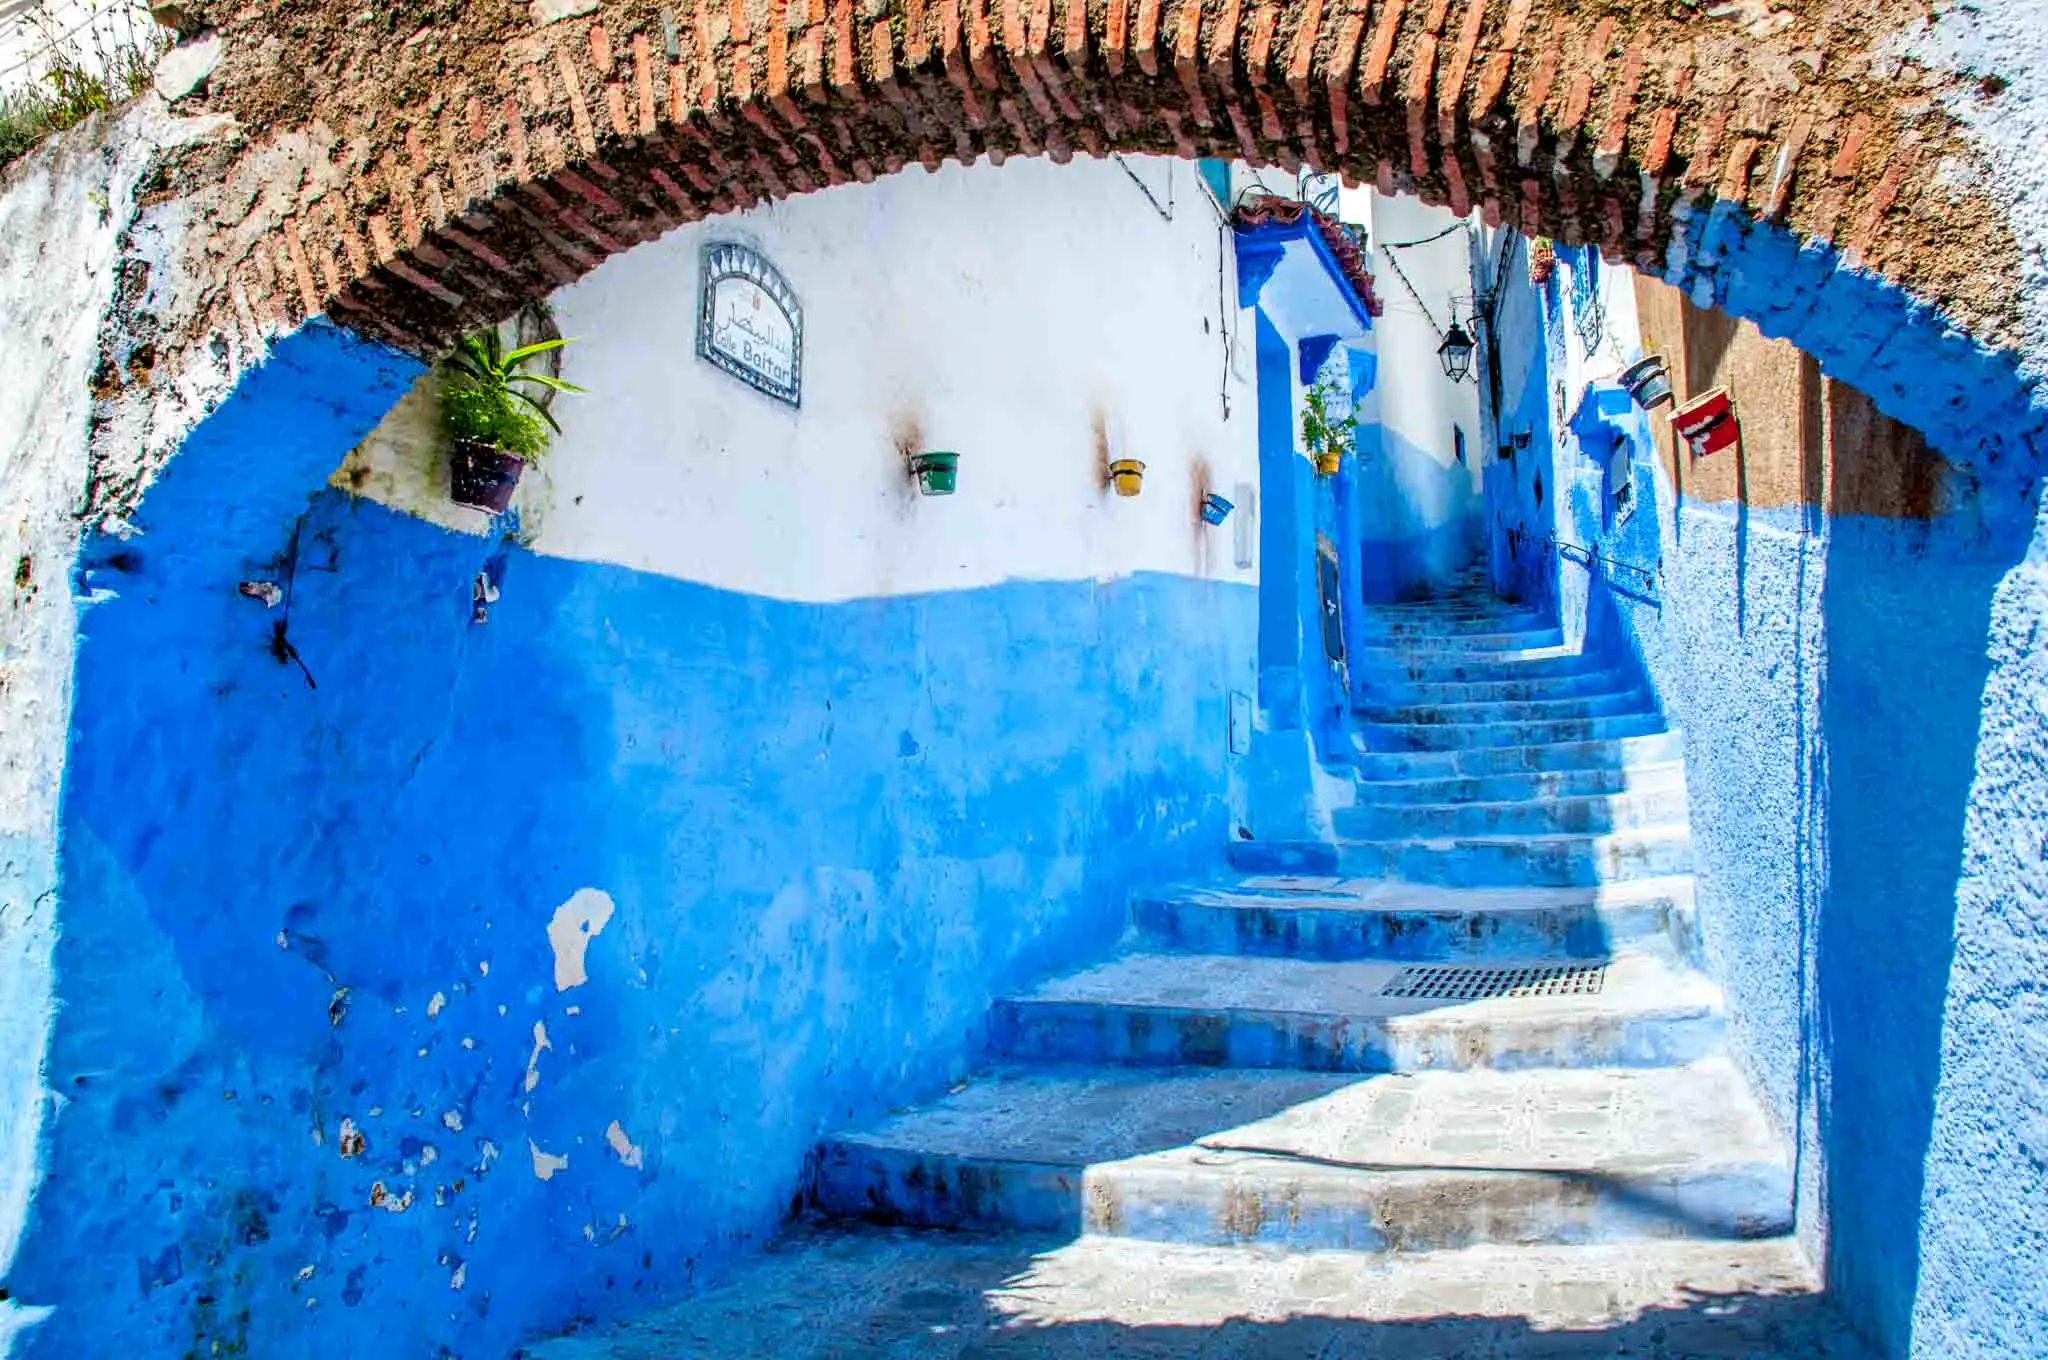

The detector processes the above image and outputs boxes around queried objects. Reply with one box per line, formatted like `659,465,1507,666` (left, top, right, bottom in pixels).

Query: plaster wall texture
1359,192,1484,602
1490,242,2048,1360
12,155,1261,1359
342,154,1258,603
0,99,226,1350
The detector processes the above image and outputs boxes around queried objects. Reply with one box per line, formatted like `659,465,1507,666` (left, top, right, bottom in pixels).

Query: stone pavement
529,572,1860,1359
523,1223,1868,1359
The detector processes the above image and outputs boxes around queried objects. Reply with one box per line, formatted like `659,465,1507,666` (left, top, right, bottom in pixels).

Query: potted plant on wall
1301,375,1361,477
441,327,583,513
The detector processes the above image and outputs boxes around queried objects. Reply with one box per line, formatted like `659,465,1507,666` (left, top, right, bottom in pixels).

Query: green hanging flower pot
910,450,959,496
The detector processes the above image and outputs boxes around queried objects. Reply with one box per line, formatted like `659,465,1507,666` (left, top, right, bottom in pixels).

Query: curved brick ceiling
141,0,2030,455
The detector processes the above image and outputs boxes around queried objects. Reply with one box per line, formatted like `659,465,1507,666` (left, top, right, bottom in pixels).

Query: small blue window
1453,426,1467,465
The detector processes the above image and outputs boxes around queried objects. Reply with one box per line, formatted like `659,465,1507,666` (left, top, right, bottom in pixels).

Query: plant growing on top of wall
1301,375,1361,477
440,326,583,513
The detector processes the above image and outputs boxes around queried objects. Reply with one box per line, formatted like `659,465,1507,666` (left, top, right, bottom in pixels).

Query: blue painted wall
14,325,1252,1357
1351,423,1484,603
1489,247,2048,1358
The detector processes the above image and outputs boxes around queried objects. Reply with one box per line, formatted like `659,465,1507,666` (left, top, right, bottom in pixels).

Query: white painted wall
0,100,199,1348
1366,191,1485,486
342,155,1259,602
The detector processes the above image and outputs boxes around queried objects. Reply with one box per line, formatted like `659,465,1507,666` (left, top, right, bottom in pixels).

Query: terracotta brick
1470,0,1529,113
1641,104,1678,178
554,47,600,156
556,167,626,215
1438,0,1485,119
1684,98,1729,191
1406,34,1436,179
1831,113,1871,180
832,0,859,90
1422,0,1451,35
1513,30,1557,166
1057,0,1086,65
440,223,516,273
907,0,935,62
386,256,465,310
1204,0,1243,75
1359,0,1406,106
731,0,752,43
368,213,397,263
1325,12,1363,154
1242,4,1275,83
1445,151,1469,216
282,220,323,316
1764,111,1813,218
634,35,658,132
1132,0,1162,77
590,22,612,71
1592,42,1643,177
1849,158,1908,258
1282,0,1323,94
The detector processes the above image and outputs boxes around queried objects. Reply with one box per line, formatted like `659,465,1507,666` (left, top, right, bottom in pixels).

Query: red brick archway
121,0,2039,464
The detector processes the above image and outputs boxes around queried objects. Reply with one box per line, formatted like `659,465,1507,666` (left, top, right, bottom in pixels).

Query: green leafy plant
439,329,584,463
0,15,166,173
1301,375,1361,466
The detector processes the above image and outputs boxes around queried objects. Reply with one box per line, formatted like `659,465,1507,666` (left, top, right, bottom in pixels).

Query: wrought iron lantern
1438,321,1476,383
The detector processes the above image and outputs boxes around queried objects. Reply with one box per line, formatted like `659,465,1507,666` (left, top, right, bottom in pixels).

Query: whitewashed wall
342,154,1260,602
1366,191,1484,486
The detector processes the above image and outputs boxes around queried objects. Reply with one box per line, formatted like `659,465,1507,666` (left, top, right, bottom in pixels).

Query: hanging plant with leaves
441,329,584,463
1302,375,1362,476
439,321,585,513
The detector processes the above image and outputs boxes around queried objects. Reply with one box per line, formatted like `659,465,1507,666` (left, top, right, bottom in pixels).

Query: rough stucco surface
12,257,1256,1360
0,100,231,1350
1491,241,2048,1359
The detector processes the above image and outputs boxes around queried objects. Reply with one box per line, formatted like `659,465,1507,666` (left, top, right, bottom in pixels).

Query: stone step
1349,647,1611,684
1351,730,1685,781
1356,671,1641,706
1227,826,1695,887
1353,690,1652,727
1130,875,1698,962
810,1060,1793,1250
520,1225,1854,1360
1350,626,1569,656
991,950,1722,1073
1335,782,1692,839
1353,611,1554,640
1352,760,1687,807
1357,711,1667,753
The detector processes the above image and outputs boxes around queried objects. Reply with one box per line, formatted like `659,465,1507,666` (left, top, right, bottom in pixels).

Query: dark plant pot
450,439,527,513
1619,354,1675,409
1201,492,1234,526
910,450,959,496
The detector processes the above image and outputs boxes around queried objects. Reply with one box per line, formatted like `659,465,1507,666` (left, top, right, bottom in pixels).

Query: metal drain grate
1381,963,1608,1001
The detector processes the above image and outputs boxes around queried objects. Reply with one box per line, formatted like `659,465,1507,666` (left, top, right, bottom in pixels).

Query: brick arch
146,0,2042,467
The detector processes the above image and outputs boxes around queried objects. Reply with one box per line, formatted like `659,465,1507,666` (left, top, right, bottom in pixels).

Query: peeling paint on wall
604,1121,644,1170
546,889,614,991
528,1141,569,1182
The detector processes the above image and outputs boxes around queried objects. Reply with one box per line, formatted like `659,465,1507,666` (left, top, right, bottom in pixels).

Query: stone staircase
528,577,1859,1358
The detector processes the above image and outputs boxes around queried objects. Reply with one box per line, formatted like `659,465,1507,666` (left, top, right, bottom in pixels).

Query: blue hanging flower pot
1200,492,1234,526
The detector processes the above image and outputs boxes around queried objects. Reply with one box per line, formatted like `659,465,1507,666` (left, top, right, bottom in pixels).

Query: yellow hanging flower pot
1313,449,1343,477
1108,458,1147,497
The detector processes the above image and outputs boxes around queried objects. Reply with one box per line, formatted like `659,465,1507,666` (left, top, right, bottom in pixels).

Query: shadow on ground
520,1222,1870,1360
